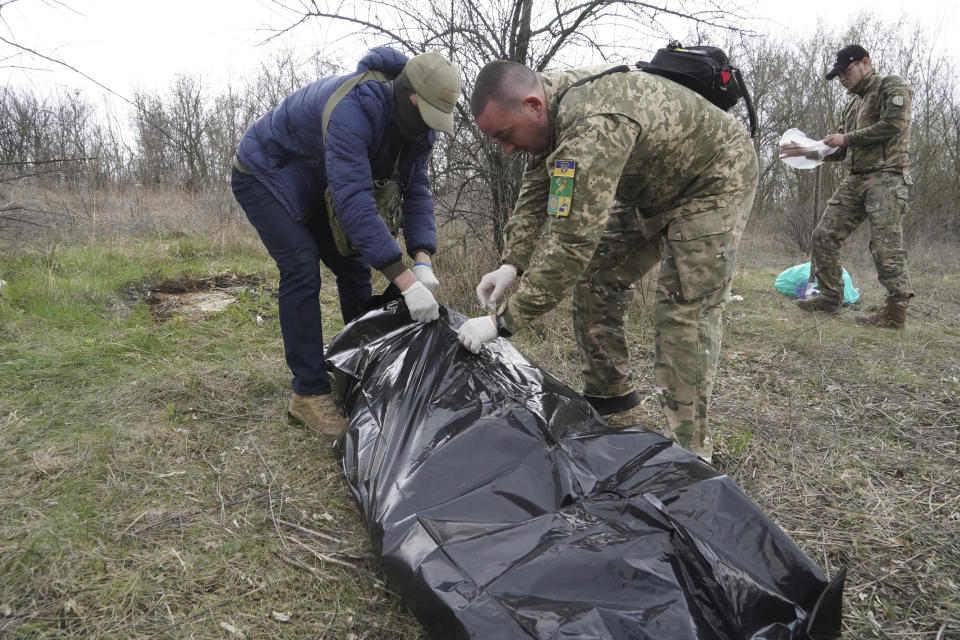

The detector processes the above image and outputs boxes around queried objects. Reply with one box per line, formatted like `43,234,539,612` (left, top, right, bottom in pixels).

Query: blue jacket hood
357,46,408,76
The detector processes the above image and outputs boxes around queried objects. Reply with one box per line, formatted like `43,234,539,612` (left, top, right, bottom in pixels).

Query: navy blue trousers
232,168,372,395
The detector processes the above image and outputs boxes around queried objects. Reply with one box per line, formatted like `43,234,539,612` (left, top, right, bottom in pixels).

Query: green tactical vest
322,70,403,257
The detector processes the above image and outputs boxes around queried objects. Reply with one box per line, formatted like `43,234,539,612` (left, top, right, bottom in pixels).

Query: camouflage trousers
812,171,913,306
573,191,755,461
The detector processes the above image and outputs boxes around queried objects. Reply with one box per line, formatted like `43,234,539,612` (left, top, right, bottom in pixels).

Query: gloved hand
401,281,440,323
457,315,498,354
476,264,517,310
411,262,440,294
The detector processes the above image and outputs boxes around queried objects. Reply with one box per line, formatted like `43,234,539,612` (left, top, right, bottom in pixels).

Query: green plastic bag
774,262,860,305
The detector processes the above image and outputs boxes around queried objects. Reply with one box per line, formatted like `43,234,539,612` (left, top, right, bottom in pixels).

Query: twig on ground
254,441,287,551
128,495,268,536
274,550,318,574
120,511,150,536
141,582,271,639
187,406,273,422
277,518,346,545
319,598,340,640
201,451,227,525
201,451,221,475
285,535,400,598
287,535,360,571
855,550,927,593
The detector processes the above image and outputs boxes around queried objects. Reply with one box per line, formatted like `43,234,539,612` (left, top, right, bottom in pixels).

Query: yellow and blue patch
547,160,575,217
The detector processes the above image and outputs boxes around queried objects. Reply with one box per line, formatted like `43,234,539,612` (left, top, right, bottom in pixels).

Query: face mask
392,71,431,141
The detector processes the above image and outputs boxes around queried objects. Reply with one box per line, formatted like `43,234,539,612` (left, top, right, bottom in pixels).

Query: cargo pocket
665,208,736,301
894,186,909,218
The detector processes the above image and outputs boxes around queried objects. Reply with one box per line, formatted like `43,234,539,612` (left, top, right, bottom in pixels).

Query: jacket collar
535,72,576,161
850,70,880,98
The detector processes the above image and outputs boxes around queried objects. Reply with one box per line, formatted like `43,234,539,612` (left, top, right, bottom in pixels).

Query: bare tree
0,86,108,182
131,91,173,187
167,75,211,190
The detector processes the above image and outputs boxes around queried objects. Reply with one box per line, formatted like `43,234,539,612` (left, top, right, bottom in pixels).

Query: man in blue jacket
232,47,460,436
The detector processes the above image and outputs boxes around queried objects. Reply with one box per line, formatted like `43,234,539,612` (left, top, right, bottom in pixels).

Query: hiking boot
287,392,348,436
855,302,907,329
584,390,642,416
796,294,841,314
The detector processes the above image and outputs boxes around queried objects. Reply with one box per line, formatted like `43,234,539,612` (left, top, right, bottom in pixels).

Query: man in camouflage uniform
456,60,758,463
782,44,914,327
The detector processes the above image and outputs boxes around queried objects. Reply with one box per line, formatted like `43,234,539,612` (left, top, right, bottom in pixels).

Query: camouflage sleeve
822,147,846,163
500,164,551,272
499,114,639,333
824,101,855,163
846,76,913,147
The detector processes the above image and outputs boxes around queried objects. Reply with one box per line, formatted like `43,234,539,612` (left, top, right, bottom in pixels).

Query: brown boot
287,393,348,436
796,293,841,314
855,302,907,329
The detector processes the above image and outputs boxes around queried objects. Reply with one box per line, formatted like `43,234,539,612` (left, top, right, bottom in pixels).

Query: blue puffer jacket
236,46,437,276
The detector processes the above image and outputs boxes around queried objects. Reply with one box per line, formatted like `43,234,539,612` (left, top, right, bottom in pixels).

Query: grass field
1,227,957,639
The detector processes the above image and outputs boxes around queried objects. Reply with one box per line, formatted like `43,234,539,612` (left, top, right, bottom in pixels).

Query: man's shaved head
471,60,541,119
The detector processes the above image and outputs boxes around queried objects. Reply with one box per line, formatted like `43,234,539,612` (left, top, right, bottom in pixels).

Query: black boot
583,390,642,415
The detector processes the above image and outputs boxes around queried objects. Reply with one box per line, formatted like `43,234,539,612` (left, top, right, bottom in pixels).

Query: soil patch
143,273,266,321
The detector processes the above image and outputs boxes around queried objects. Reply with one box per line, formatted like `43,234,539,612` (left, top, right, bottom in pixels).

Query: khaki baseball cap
404,52,461,134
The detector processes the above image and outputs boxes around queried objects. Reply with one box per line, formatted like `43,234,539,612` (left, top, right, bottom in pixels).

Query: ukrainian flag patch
547,160,575,216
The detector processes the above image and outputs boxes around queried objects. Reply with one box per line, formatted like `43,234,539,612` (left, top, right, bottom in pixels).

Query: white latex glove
457,315,498,354
411,263,440,294
476,264,517,310
778,128,839,169
401,281,440,323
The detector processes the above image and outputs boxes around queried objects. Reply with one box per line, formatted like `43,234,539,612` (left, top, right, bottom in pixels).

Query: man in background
782,44,914,327
232,47,460,436
457,60,757,463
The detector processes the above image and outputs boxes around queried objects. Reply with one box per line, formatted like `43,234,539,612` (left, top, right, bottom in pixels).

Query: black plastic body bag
325,302,845,639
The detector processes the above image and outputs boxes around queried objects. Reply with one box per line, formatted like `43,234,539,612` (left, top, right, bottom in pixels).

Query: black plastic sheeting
325,302,846,640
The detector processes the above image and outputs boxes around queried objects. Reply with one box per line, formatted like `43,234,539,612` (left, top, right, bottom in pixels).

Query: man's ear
521,93,544,114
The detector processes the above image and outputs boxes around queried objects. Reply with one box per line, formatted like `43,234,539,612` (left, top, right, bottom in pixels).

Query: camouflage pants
573,191,754,460
812,171,913,306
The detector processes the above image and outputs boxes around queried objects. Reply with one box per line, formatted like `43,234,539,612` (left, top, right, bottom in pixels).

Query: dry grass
0,182,247,244
1,196,958,638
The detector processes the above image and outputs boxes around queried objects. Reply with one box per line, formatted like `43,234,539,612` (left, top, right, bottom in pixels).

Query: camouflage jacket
498,67,757,333
825,70,913,174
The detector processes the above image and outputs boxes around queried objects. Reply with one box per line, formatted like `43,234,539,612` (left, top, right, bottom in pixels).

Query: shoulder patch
891,95,904,107
547,160,575,217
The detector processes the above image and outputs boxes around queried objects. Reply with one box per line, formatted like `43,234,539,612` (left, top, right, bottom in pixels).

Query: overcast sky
1,0,957,101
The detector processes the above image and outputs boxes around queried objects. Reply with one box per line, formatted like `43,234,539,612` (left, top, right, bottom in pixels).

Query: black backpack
638,41,757,137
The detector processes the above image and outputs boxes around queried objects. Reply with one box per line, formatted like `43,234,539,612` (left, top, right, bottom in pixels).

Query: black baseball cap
826,45,869,80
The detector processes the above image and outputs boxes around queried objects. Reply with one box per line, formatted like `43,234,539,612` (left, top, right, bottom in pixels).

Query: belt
232,154,252,174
